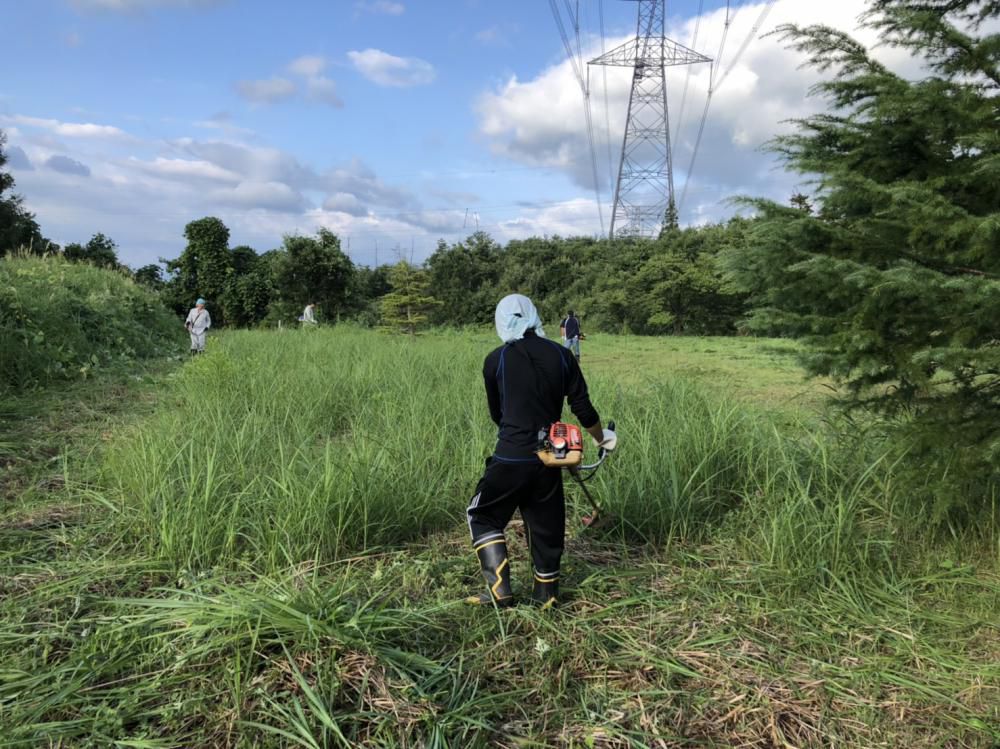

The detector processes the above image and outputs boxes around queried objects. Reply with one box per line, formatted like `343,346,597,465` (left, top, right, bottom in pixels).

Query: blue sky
1,0,880,267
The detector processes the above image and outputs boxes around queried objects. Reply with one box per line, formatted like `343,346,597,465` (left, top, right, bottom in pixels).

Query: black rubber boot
531,569,559,609
466,538,515,607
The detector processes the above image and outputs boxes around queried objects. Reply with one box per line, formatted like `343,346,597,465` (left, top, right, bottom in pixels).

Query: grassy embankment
1,327,998,747
0,254,183,392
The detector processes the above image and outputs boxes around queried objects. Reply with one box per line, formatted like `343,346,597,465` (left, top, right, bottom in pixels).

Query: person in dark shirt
466,294,615,608
560,310,582,360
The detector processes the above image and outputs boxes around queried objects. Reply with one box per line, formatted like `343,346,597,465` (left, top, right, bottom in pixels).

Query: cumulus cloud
495,198,603,241
193,111,256,138
323,192,369,217
211,181,307,213
304,76,344,107
239,57,344,108
348,48,435,87
129,156,241,183
475,0,930,224
45,155,92,177
1,114,129,139
326,158,415,209
11,131,438,265
354,1,404,16
235,77,297,105
288,55,326,77
6,145,34,171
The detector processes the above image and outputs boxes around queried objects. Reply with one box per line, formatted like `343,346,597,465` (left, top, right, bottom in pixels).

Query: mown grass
1,327,998,747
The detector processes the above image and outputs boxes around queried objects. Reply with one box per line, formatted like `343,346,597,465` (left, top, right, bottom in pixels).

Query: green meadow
1,327,998,747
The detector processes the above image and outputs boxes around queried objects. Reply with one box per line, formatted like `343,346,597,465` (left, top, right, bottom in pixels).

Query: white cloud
288,55,326,77
211,181,307,213
12,126,581,266
193,111,256,138
235,77,297,105
1,114,129,139
130,156,241,183
239,58,343,108
354,1,404,16
474,0,929,224
323,192,369,217
305,76,344,107
347,48,435,87
495,198,603,241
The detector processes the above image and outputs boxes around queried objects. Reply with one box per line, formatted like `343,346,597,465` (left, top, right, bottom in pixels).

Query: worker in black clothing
560,310,582,360
466,294,615,608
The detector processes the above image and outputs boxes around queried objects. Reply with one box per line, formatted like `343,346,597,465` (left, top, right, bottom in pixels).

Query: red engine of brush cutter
536,422,584,467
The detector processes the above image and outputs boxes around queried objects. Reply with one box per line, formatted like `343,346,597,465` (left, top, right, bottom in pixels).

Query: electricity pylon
590,1,710,238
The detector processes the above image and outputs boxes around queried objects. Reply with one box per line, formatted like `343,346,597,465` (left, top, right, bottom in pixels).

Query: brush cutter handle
580,420,616,472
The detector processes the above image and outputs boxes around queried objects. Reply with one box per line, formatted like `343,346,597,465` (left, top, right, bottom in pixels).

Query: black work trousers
466,457,565,575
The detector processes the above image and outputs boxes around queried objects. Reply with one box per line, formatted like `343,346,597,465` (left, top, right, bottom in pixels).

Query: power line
713,0,779,93
598,0,615,196
672,0,705,146
549,0,606,237
679,0,738,213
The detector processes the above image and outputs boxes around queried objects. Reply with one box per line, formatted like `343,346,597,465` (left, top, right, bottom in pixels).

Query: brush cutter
536,420,617,528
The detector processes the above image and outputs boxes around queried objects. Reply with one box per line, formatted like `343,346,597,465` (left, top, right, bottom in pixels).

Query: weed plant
0,254,183,390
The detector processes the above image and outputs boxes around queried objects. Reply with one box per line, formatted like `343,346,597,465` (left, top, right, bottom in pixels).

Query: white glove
597,429,617,452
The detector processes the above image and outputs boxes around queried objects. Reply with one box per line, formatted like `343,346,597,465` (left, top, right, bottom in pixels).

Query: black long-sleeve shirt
482,330,600,461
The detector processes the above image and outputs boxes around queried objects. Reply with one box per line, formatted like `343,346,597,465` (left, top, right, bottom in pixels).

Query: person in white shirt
300,303,318,325
185,298,211,354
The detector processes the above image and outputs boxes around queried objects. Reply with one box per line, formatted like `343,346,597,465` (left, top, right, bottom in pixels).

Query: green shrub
0,254,184,390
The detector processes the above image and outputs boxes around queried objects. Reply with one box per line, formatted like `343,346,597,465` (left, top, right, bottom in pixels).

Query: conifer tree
379,261,441,336
725,0,1000,514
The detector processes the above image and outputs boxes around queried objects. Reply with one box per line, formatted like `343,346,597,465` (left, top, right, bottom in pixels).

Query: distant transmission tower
590,1,711,238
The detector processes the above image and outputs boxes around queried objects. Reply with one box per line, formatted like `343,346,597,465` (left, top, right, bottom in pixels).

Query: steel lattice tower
590,1,710,238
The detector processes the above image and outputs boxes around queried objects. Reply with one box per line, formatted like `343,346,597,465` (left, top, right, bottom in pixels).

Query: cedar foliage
379,261,441,335
724,0,1000,516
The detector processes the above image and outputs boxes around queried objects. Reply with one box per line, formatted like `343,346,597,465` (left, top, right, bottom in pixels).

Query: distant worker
185,298,211,355
465,294,615,609
560,310,583,360
299,303,318,326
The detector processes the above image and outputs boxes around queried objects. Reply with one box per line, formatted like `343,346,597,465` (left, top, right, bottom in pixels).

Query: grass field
1,327,998,747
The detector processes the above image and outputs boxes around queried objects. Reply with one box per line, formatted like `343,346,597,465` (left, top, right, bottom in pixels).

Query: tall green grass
0,254,183,390
102,328,494,571
100,327,905,584
4,328,998,746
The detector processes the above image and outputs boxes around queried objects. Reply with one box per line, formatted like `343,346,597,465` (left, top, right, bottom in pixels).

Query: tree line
0,131,757,335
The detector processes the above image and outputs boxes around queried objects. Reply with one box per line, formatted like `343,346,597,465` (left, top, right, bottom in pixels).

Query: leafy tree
724,0,1000,516
426,232,502,326
272,229,354,322
380,261,441,335
164,217,232,321
789,192,813,214
221,246,272,327
64,233,119,268
0,129,51,255
134,263,165,290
